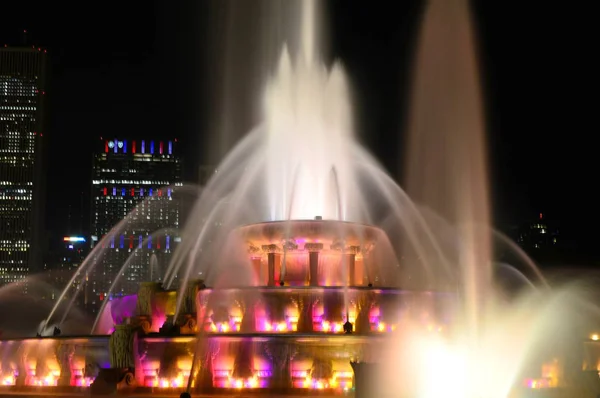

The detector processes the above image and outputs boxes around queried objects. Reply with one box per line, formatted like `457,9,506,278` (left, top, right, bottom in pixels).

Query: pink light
75,377,94,387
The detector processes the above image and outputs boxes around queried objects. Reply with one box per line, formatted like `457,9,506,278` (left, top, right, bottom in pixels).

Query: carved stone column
296,294,315,333
265,341,297,388
232,341,254,380
240,295,256,333
355,291,375,334
248,243,262,284
345,246,360,286
305,243,323,286
262,244,281,287
56,343,75,386
194,339,220,391
15,344,27,386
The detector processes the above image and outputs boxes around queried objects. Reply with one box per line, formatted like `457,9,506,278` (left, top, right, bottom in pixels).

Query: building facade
42,235,88,302
0,47,47,291
89,138,182,311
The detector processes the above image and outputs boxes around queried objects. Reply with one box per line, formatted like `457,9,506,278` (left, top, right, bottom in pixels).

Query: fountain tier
238,219,397,287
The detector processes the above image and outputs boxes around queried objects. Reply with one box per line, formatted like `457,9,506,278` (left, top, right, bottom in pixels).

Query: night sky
1,1,596,259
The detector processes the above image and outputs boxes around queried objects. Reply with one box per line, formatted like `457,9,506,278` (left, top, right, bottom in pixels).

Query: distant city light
63,236,86,242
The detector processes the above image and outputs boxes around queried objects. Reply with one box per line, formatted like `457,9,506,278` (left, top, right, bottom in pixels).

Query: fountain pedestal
265,342,297,389
177,279,205,334
91,324,137,394
133,282,163,334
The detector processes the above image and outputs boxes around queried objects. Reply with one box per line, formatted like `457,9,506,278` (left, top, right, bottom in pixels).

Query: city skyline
0,1,595,268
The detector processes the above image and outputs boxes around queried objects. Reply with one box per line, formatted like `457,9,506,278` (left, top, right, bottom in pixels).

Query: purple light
150,141,154,154
68,244,74,249
168,141,172,154
149,188,153,197
148,236,152,249
113,139,118,153
167,188,171,197
119,235,124,249
166,235,170,250
141,140,145,153
110,235,115,249
138,235,143,249
112,187,116,196
140,187,144,196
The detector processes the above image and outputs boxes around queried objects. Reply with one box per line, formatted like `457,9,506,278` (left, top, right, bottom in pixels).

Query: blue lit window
110,235,115,249
166,235,170,250
141,140,146,153
168,141,173,154
114,140,118,153
149,188,153,197
112,187,116,196
150,141,155,154
140,188,144,196
119,235,124,249
123,140,127,153
138,235,143,249
121,188,125,196
167,188,171,197
148,236,152,249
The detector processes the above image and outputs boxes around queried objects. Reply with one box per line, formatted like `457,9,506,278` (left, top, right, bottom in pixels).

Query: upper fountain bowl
233,219,400,288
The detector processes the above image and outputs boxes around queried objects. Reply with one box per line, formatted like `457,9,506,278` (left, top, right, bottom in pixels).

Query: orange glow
227,375,259,389
2,374,16,386
154,373,185,388
27,371,60,386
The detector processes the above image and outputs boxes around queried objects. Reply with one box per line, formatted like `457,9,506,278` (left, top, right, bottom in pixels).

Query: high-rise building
89,138,182,311
0,47,47,291
42,235,89,302
516,213,559,251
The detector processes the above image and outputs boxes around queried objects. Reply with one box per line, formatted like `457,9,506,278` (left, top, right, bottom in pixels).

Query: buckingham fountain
1,0,600,397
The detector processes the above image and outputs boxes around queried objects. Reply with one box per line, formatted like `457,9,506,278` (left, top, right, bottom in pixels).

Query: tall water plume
405,0,490,339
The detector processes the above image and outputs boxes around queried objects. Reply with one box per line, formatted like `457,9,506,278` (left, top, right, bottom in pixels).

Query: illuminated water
2,0,595,396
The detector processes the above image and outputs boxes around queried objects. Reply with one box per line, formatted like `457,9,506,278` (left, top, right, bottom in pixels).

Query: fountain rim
237,218,387,232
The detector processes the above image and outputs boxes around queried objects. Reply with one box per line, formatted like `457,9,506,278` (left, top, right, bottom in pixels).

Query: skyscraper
0,46,47,291
89,138,182,311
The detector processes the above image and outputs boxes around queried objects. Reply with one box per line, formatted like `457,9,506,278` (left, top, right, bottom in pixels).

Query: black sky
1,1,596,254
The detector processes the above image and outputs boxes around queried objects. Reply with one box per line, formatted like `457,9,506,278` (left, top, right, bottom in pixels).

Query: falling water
150,254,159,282
405,0,490,341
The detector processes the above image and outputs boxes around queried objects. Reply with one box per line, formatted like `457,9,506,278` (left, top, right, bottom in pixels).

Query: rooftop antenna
80,192,84,233
21,29,29,46
67,205,72,235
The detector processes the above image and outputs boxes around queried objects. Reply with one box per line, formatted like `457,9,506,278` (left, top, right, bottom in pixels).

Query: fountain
0,0,597,397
